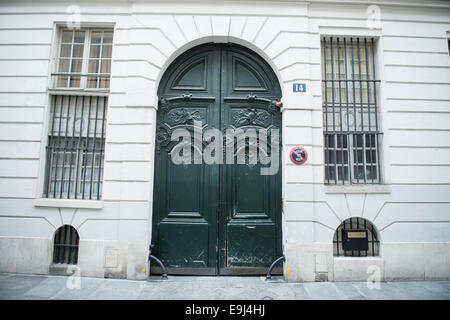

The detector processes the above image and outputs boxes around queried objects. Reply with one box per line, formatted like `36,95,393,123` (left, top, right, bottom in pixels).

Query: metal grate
322,37,382,184
44,95,107,200
333,217,379,257
53,225,80,264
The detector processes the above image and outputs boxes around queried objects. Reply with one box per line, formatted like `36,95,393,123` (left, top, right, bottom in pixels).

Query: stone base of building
1,237,449,282
0,237,148,280
284,242,450,282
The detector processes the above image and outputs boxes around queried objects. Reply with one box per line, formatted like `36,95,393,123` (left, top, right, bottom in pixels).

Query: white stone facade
0,0,449,281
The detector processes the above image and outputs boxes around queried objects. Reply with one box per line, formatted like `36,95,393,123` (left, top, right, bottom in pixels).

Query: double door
152,43,282,275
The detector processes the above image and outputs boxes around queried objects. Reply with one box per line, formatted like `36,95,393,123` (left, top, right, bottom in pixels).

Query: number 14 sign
293,83,306,93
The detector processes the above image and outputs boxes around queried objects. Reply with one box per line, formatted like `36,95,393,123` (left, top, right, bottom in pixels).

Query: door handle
161,94,216,102
223,94,281,106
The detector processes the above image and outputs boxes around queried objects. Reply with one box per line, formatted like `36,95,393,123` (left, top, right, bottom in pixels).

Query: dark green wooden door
152,43,282,275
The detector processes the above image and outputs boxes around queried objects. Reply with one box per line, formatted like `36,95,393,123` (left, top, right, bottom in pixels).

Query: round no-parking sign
289,147,308,165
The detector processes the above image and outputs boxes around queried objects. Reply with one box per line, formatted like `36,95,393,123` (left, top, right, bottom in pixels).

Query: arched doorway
152,43,282,275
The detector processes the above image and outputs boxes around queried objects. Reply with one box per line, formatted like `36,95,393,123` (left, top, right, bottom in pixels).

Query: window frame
52,225,80,265
447,38,450,57
333,217,380,257
36,23,114,206
51,26,114,92
321,36,383,186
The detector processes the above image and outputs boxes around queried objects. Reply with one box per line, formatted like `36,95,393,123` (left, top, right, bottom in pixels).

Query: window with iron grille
44,95,107,200
333,217,379,257
53,225,80,264
52,28,113,89
321,37,382,184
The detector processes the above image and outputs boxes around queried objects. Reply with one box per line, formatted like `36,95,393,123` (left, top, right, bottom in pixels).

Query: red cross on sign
289,147,308,165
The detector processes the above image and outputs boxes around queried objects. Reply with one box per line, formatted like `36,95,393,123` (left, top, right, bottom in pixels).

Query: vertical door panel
219,44,282,274
152,45,220,274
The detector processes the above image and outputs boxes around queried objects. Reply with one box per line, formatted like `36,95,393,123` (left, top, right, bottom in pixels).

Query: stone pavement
0,272,449,300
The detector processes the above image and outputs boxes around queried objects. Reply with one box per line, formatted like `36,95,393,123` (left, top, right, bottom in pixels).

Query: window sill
49,263,79,276
47,88,110,96
324,184,391,194
333,256,384,261
34,198,103,209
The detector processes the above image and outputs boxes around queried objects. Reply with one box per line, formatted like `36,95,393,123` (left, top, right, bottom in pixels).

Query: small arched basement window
333,217,379,257
53,225,79,264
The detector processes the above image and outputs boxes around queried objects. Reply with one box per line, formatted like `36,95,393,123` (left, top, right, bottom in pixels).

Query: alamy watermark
366,264,381,290
169,120,280,176
366,5,381,29
66,5,81,30
66,265,81,290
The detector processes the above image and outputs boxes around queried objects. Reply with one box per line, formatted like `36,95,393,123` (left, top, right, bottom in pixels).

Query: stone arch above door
154,35,286,107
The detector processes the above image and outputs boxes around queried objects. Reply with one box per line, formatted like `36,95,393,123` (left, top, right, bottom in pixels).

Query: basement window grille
321,37,382,185
53,225,80,264
44,95,107,200
333,217,380,257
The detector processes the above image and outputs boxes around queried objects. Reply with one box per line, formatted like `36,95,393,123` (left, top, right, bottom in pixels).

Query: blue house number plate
293,83,306,93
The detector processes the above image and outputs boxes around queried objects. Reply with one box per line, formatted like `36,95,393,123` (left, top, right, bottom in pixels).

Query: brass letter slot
346,231,367,239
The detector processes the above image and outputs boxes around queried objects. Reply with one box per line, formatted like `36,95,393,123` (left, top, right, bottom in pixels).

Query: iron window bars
52,28,113,89
53,225,80,264
333,217,380,257
322,37,382,184
44,95,107,200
